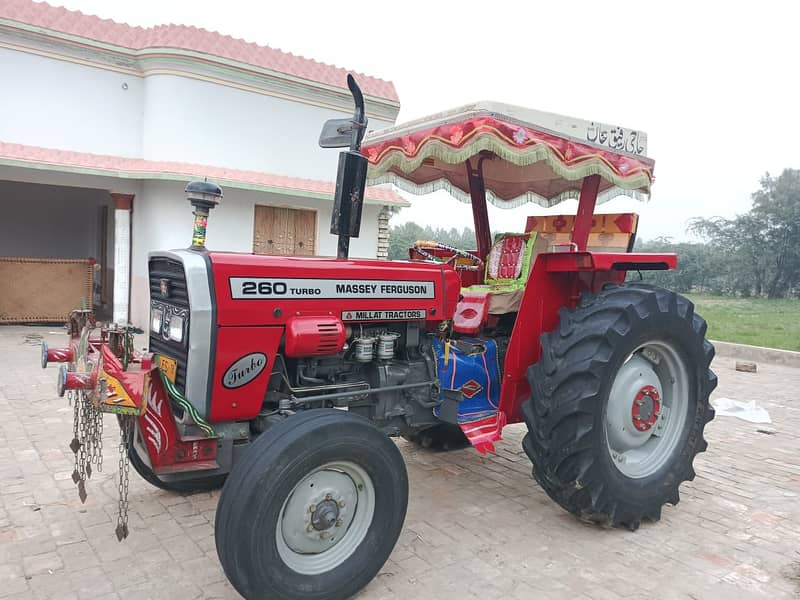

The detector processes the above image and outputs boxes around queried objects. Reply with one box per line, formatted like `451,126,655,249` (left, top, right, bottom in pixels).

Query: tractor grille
148,257,189,393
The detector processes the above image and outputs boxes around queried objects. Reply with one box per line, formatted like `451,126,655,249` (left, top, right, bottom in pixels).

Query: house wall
142,75,394,180
129,180,381,327
0,48,144,158
0,48,394,182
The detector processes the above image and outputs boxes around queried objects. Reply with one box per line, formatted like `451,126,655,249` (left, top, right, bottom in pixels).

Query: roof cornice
0,141,409,207
0,4,400,122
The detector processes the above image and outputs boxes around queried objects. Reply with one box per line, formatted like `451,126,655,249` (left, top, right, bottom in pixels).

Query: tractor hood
207,252,462,327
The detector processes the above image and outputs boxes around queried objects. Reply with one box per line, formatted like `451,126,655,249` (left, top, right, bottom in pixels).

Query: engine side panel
208,253,461,327
210,326,283,422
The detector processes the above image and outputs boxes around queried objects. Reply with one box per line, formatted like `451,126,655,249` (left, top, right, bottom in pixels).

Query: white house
0,0,406,328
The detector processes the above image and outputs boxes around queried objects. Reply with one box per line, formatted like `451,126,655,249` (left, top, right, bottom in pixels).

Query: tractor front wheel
215,409,408,600
522,283,716,530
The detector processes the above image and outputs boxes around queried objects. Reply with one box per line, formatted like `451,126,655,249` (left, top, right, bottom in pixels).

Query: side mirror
319,118,361,149
319,75,368,152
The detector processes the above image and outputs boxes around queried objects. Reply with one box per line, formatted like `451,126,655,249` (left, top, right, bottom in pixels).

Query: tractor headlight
150,307,163,334
167,314,184,343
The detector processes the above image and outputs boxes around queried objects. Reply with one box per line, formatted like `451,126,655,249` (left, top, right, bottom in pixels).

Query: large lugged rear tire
522,283,717,530
215,409,408,600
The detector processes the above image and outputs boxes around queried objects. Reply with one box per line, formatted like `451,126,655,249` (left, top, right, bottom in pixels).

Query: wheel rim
276,461,375,575
605,340,690,479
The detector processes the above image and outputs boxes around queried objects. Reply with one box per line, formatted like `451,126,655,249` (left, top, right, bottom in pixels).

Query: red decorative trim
363,116,654,184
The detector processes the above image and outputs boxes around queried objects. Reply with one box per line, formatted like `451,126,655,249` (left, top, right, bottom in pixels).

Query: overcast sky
54,0,800,241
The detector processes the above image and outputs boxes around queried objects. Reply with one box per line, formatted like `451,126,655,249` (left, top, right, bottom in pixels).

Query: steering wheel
412,240,484,271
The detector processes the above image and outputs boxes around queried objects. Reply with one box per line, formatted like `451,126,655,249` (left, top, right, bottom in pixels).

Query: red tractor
41,76,716,600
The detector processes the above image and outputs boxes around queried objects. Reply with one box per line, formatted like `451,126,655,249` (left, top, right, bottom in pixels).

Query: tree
691,169,800,298
388,223,476,260
633,239,725,294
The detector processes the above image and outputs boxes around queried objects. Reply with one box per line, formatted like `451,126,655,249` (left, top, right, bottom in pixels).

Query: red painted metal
284,315,346,357
632,385,661,432
64,370,96,390
466,157,493,262
208,253,462,327
572,175,601,251
42,322,219,474
544,252,677,273
45,346,74,365
209,326,284,422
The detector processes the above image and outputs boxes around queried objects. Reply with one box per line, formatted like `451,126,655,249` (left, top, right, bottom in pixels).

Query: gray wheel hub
605,341,690,479
277,461,374,575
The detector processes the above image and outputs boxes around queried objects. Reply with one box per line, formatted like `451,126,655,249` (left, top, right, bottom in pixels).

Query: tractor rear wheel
522,283,716,530
215,409,408,600
402,423,470,451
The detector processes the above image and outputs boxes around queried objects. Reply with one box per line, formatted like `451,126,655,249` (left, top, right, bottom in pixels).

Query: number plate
158,355,177,383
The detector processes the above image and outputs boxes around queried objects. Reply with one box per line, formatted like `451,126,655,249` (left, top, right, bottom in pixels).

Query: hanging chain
115,415,133,541
93,410,104,473
77,391,89,502
68,390,105,503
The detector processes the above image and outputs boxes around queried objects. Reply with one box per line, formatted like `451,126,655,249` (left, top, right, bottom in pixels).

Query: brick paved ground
1,325,799,600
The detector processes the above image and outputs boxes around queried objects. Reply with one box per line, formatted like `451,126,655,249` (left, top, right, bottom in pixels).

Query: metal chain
84,397,103,474
70,390,82,485
76,391,89,502
93,409,104,473
115,415,133,541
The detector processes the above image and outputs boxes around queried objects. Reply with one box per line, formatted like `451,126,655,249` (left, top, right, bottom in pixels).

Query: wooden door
253,206,316,256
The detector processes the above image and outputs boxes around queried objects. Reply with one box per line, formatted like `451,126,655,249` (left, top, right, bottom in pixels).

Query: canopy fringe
370,173,648,209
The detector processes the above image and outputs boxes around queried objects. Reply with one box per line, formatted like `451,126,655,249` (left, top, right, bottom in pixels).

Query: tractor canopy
361,101,654,208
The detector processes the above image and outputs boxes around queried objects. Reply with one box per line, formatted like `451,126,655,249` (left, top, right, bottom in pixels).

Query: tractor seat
460,232,537,321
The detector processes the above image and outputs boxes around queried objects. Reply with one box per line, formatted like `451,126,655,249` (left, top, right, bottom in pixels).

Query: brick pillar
376,206,391,260
111,193,134,324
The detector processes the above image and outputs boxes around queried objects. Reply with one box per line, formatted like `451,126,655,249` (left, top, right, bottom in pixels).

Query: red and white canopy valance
362,102,655,208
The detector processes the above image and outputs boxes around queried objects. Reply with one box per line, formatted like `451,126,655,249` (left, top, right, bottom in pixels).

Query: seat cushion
487,234,526,281
460,232,536,316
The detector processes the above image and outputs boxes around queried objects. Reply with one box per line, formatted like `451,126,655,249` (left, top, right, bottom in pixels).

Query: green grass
684,294,800,351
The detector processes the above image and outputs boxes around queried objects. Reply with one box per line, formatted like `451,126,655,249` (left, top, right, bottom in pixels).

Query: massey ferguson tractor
40,76,716,600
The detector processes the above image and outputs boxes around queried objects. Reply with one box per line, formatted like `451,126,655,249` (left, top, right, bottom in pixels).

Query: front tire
215,409,408,600
522,284,716,530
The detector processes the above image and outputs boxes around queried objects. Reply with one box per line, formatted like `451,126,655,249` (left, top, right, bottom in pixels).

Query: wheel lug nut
338,500,345,508
307,524,313,532
335,519,342,527
325,493,332,500
309,504,316,513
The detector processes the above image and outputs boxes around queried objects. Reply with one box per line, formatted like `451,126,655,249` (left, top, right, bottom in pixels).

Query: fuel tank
208,253,462,327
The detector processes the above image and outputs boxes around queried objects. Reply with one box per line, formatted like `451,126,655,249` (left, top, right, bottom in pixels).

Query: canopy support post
572,175,601,251
466,157,492,260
